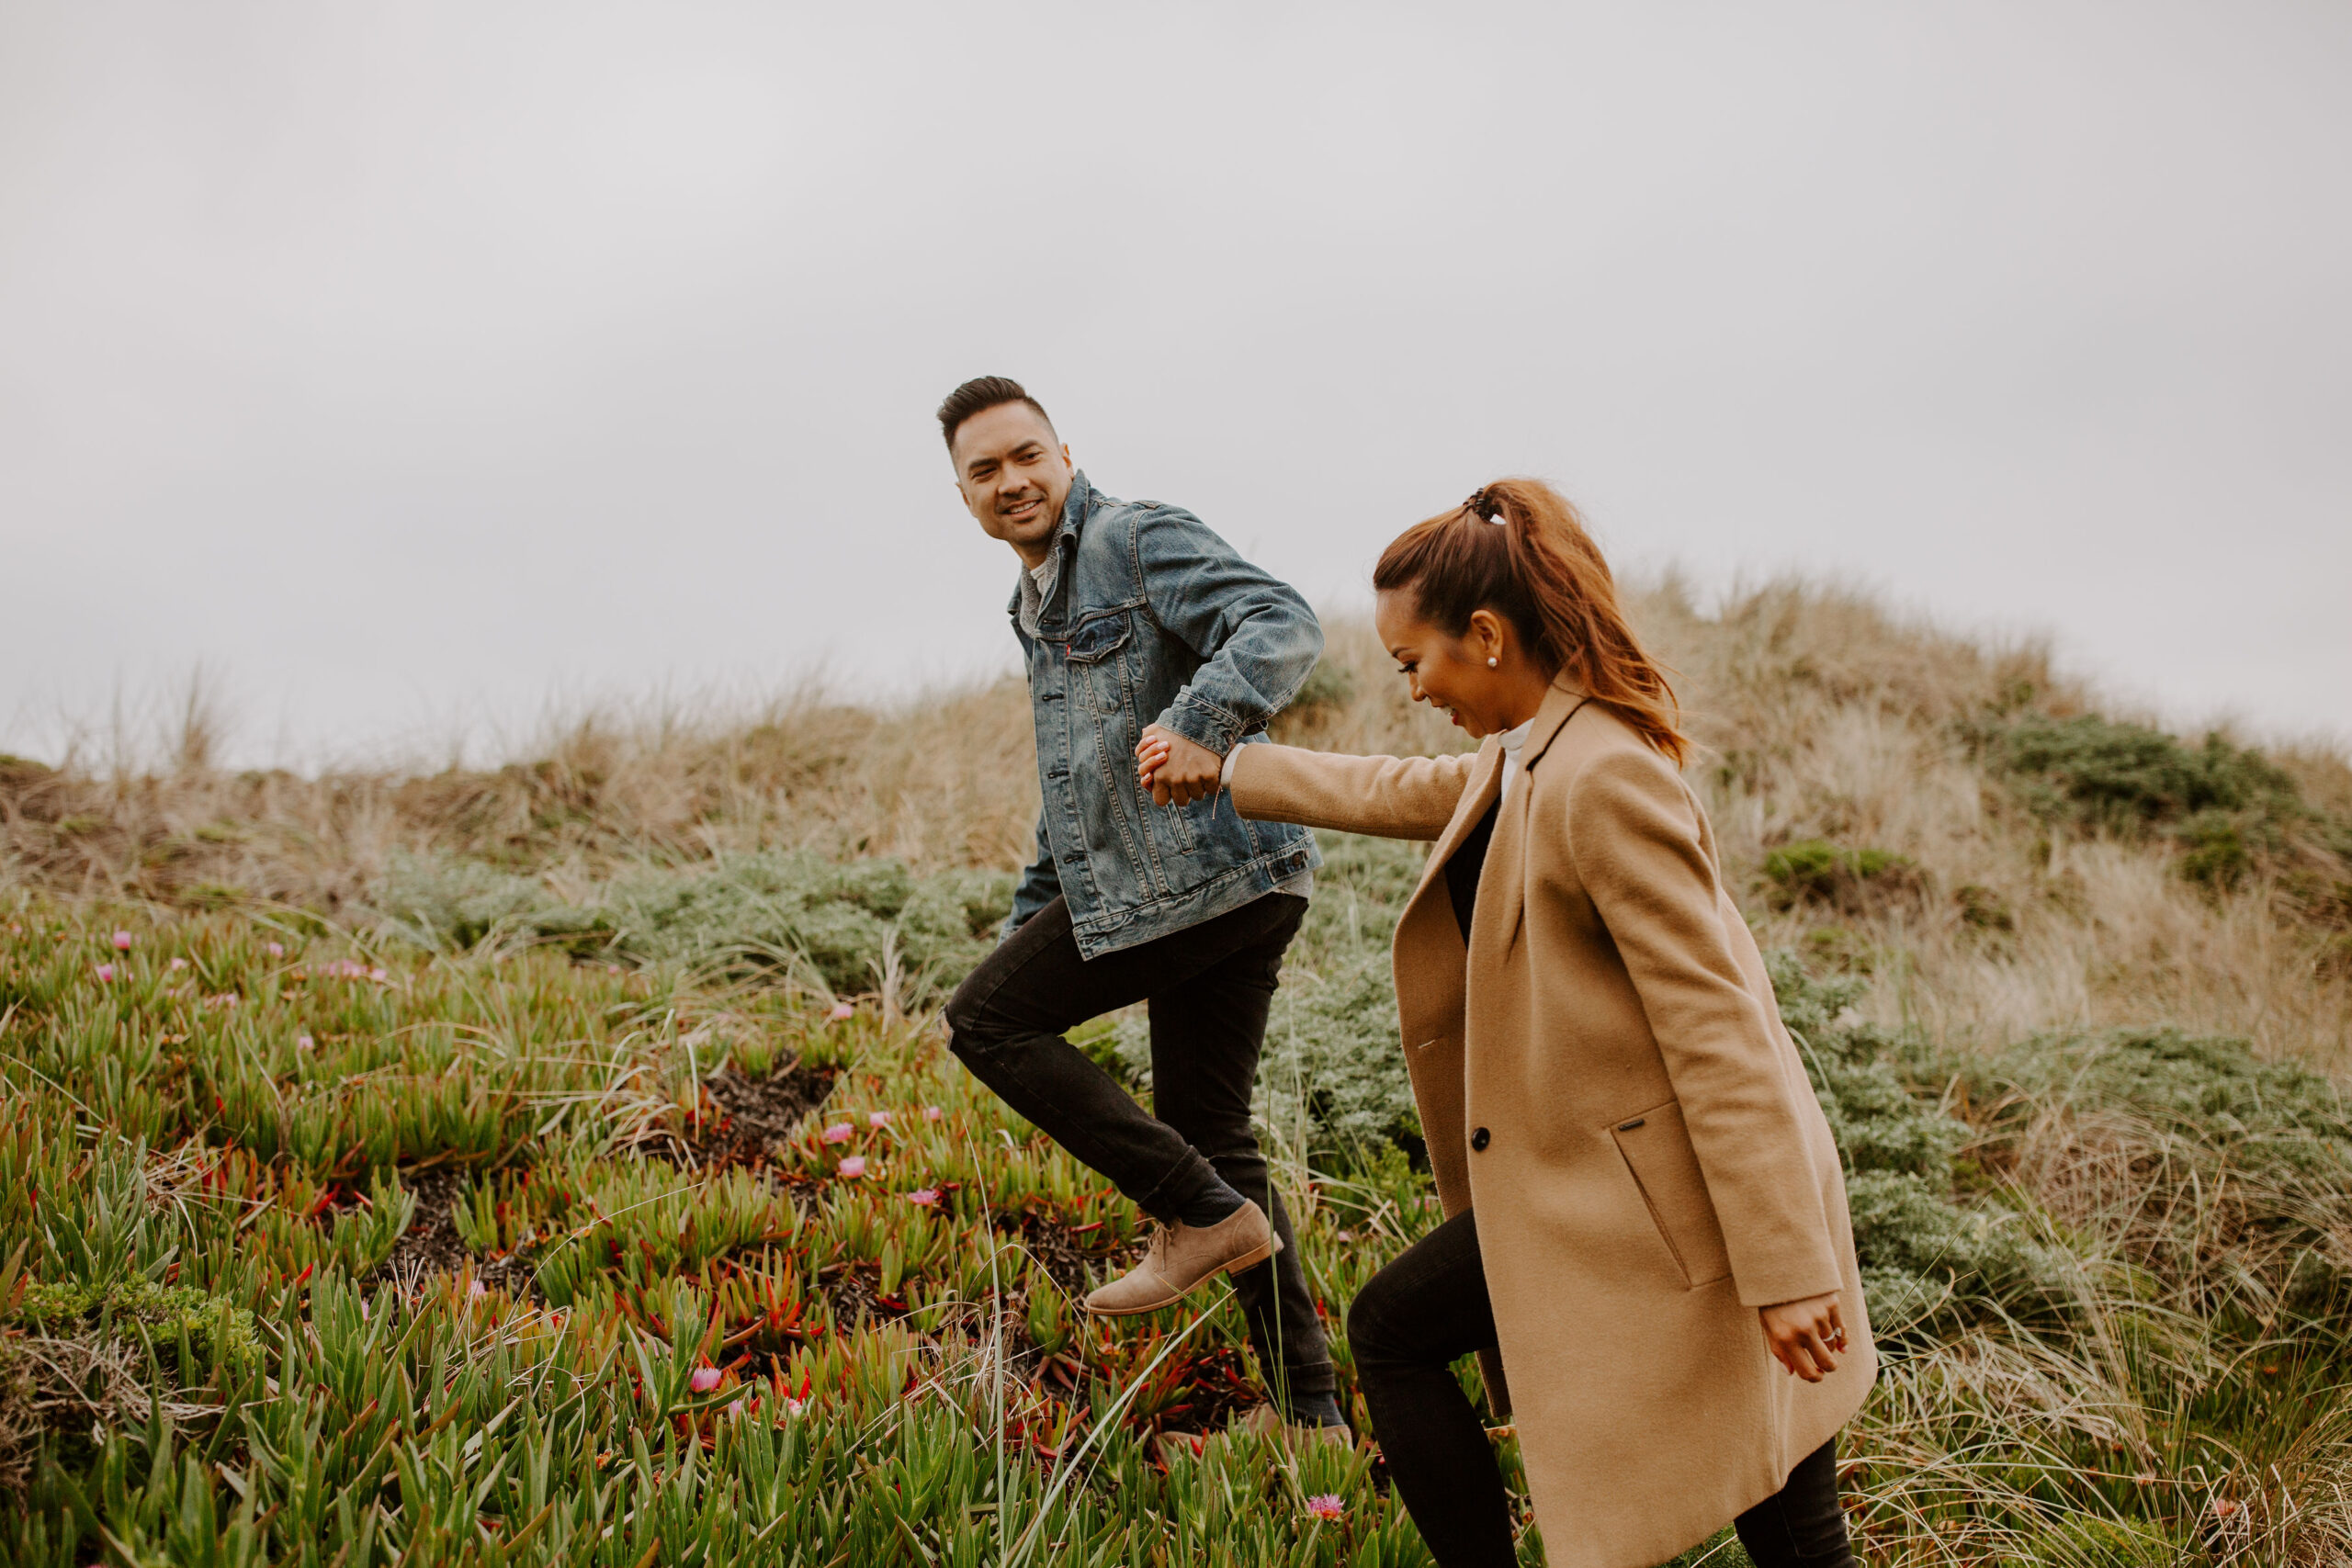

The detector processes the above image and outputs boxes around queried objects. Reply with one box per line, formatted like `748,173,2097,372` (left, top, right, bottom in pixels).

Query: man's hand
1135,724,1225,807
1758,1292,1848,1382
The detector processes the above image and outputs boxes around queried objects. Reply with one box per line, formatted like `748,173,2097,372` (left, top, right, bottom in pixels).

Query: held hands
1135,724,1225,807
1758,1292,1848,1382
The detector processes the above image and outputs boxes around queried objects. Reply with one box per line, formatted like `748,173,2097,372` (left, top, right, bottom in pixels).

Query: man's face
951,401,1073,566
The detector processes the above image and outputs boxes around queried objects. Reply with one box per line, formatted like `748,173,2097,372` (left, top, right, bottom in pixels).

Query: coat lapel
1410,738,1504,907
1479,682,1591,955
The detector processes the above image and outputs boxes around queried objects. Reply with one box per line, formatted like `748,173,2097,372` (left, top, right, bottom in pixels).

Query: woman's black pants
1347,1209,1857,1568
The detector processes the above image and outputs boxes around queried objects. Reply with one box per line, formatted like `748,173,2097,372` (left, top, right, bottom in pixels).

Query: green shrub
1769,954,2070,1331
1979,710,2352,897
1759,840,1926,914
375,849,1015,996
376,852,555,947
1990,714,2300,831
1963,1026,2352,1188
11,1276,260,1369
1953,884,2015,931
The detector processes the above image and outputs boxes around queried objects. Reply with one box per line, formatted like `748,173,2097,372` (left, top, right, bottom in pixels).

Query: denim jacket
1006,472,1322,958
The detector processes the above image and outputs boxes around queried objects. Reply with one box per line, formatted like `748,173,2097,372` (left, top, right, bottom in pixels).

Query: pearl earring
1487,657,1498,669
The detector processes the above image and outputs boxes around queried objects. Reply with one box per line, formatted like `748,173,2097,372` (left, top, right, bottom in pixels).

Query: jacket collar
1517,678,1593,773
1004,469,1100,619
1054,468,1098,547
1411,737,1503,907
1404,681,1590,920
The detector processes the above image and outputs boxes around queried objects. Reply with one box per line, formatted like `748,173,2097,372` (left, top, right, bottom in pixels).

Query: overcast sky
4,2,2347,769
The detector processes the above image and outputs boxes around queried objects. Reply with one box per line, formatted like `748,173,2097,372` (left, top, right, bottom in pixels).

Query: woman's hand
1758,1292,1847,1382
1135,724,1224,807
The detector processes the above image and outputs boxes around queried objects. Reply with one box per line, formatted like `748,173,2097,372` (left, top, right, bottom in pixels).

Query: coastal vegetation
5,580,2349,1564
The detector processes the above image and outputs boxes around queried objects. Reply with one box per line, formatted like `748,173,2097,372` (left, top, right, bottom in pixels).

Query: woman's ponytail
1374,479,1689,764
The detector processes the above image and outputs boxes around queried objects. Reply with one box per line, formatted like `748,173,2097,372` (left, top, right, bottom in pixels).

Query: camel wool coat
1228,682,1874,1568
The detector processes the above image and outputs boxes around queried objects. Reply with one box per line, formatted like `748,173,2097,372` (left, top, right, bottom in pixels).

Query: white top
1497,715,1536,801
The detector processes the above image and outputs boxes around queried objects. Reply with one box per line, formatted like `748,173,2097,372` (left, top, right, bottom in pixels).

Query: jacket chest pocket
1609,1100,1732,1290
1062,613,1133,716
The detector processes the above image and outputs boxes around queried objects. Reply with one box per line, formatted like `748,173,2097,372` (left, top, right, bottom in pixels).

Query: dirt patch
996,1210,1123,1301
679,1059,837,1168
364,1166,542,1302
814,1261,894,1331
1141,1344,1268,1438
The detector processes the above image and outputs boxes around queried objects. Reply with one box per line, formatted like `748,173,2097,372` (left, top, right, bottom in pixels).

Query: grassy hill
4,581,2350,1565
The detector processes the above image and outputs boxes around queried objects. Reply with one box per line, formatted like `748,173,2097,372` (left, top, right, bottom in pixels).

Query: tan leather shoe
1081,1201,1280,1317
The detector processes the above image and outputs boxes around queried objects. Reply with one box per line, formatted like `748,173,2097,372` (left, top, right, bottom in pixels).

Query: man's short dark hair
938,376,1054,453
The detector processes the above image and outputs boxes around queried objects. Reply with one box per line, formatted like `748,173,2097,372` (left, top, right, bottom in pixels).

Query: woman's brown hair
1374,478,1689,765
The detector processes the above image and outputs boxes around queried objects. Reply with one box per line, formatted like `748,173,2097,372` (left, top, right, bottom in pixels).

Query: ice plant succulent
690,1366,723,1393
112,930,132,950
820,1122,854,1145
828,1001,856,1021
1304,1495,1345,1522
837,1156,867,1179
907,1189,941,1207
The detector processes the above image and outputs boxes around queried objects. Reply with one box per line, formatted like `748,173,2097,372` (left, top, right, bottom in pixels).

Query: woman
1136,479,1873,1568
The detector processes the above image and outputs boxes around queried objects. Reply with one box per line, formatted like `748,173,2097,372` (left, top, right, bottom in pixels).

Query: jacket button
1470,1127,1490,1152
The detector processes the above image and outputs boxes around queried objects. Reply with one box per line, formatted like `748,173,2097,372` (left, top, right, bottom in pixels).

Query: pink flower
867,1111,891,1129
923,1106,944,1122
827,1001,856,1021
169,956,187,970
820,1122,854,1145
297,1034,315,1051
689,1366,722,1393
785,1397,806,1418
94,964,115,982
725,1397,745,1418
1305,1494,1345,1521
369,966,388,982
907,1189,940,1207
111,931,132,950
469,1280,488,1298
266,942,285,957
837,1155,867,1179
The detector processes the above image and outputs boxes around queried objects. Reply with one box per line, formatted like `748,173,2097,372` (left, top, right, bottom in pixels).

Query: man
938,376,1345,1439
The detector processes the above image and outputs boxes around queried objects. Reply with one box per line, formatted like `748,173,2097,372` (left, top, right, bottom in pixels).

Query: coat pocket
1608,1100,1733,1290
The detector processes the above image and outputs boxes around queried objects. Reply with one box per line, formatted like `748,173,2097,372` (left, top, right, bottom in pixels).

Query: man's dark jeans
944,891,1333,1400
1348,1208,1857,1568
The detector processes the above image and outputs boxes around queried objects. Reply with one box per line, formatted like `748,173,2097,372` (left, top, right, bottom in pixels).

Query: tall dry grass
5,579,2347,1071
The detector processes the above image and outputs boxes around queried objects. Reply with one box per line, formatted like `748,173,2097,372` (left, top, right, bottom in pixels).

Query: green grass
0,899,1453,1566
6,876,2352,1565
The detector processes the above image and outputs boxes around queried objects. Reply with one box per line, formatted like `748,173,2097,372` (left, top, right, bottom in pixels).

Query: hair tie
1465,487,1505,524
